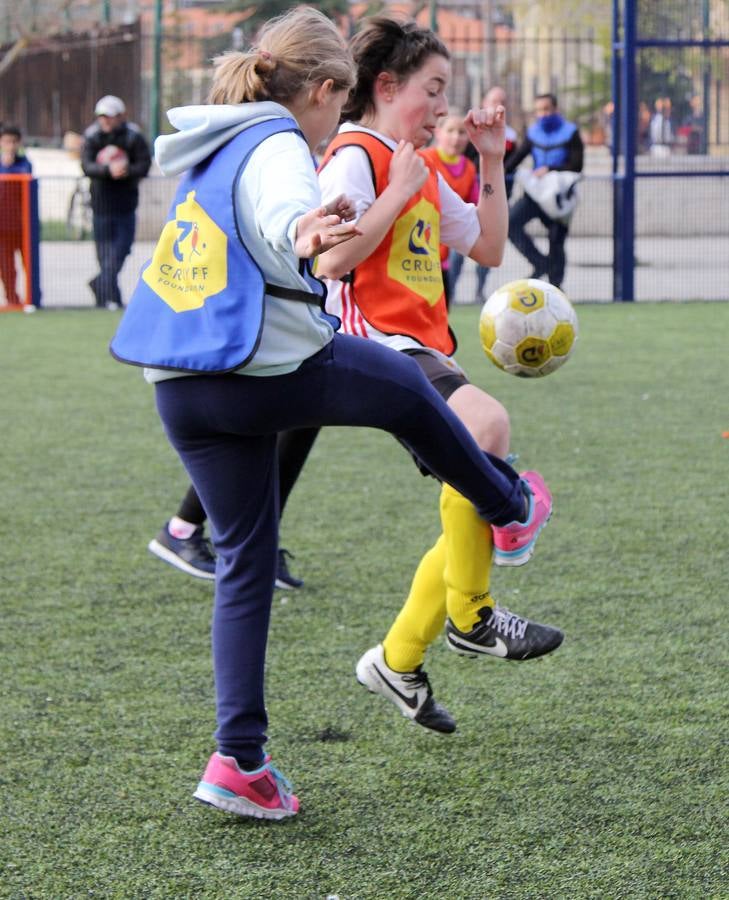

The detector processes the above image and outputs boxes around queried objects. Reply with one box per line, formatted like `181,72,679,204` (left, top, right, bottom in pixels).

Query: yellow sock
382,535,447,672
440,483,495,632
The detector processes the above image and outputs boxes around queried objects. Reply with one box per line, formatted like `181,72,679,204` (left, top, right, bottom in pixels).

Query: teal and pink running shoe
492,470,552,567
193,752,299,820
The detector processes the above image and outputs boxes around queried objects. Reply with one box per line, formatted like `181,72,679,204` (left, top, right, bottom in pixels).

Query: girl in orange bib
317,17,562,733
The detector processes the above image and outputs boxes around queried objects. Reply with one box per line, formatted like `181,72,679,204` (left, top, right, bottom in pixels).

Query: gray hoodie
145,102,333,381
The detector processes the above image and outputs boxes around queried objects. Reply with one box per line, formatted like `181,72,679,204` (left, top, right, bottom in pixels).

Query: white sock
168,516,198,540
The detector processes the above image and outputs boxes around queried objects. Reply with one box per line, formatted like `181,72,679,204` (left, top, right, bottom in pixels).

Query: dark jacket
81,121,152,214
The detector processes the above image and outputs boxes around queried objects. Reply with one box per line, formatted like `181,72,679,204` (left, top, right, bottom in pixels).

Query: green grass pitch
1,302,727,898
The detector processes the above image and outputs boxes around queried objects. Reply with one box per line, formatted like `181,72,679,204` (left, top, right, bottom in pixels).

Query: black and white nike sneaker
445,603,563,661
355,644,456,734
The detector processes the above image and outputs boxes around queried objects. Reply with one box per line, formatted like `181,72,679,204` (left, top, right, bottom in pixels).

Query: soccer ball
479,278,578,377
96,144,128,167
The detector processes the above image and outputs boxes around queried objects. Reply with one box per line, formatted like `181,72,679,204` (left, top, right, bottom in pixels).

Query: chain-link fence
610,0,729,299
17,160,723,309
1,7,727,306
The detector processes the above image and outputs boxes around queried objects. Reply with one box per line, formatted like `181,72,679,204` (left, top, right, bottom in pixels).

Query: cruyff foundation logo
388,197,442,307
408,219,437,256
143,191,227,312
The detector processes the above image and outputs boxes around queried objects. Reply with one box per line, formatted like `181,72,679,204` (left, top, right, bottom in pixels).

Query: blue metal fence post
30,178,41,307
613,0,636,301
611,0,621,301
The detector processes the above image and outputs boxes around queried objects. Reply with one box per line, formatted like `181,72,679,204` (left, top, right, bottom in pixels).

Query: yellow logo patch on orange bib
387,197,442,307
143,191,228,312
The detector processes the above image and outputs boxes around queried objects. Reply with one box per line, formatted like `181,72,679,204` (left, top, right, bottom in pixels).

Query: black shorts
404,349,469,401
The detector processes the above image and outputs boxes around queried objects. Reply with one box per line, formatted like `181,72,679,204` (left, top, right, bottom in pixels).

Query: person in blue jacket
110,7,548,822
506,93,584,289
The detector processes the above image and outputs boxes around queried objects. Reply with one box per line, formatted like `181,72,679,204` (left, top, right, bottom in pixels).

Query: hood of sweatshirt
154,101,296,175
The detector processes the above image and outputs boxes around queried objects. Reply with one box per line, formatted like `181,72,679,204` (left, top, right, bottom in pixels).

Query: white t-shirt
318,123,481,353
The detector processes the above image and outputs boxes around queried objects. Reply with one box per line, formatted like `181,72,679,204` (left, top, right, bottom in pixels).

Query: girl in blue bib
111,7,530,821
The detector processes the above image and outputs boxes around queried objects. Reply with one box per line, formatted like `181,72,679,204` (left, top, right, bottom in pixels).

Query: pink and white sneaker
193,752,299,820
492,470,552,567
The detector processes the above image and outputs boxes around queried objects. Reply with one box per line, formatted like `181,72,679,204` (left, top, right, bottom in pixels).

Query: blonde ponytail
208,7,355,105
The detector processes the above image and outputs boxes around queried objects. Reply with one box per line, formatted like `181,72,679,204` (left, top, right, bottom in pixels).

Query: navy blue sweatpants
155,333,524,766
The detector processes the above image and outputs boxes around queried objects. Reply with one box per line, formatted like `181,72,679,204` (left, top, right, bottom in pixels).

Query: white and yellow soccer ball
479,278,578,377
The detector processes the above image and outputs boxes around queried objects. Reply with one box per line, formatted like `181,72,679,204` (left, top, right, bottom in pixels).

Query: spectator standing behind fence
0,125,32,306
680,95,705,155
505,93,583,290
638,101,652,154
82,96,151,310
649,97,675,157
462,86,518,302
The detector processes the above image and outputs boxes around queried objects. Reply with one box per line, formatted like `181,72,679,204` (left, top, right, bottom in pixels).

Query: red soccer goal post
0,173,41,311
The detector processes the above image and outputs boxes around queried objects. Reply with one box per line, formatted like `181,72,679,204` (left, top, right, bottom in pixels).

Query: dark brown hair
343,16,449,122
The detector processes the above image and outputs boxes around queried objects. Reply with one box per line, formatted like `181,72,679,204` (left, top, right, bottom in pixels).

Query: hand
1,151,14,168
465,105,506,159
387,140,428,200
533,166,549,178
109,159,129,179
294,206,362,258
323,193,356,222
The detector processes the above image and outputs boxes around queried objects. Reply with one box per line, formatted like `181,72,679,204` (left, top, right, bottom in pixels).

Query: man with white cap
81,95,151,309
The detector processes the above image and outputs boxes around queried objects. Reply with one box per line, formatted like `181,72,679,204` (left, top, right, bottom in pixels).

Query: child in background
317,16,562,736
464,85,519,301
111,7,544,820
0,125,32,174
421,111,478,307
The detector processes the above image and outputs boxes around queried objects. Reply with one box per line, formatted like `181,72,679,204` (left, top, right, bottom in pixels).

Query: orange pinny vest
420,148,477,203
420,147,478,264
319,131,455,356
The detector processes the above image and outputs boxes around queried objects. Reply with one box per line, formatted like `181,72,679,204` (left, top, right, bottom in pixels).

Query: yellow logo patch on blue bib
143,191,228,312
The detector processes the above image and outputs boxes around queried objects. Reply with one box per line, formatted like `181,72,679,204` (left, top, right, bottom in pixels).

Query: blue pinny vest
527,116,577,170
110,117,326,373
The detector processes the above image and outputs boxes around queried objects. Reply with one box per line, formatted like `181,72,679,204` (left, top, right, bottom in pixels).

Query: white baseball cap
94,95,126,117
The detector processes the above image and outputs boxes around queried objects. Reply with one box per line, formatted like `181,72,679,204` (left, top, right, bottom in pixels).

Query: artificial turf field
1,302,727,899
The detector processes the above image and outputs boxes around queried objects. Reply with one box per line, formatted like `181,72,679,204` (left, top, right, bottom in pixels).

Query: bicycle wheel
66,179,93,240
66,186,86,240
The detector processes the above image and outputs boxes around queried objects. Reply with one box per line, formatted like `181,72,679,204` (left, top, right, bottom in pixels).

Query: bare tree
0,0,80,77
